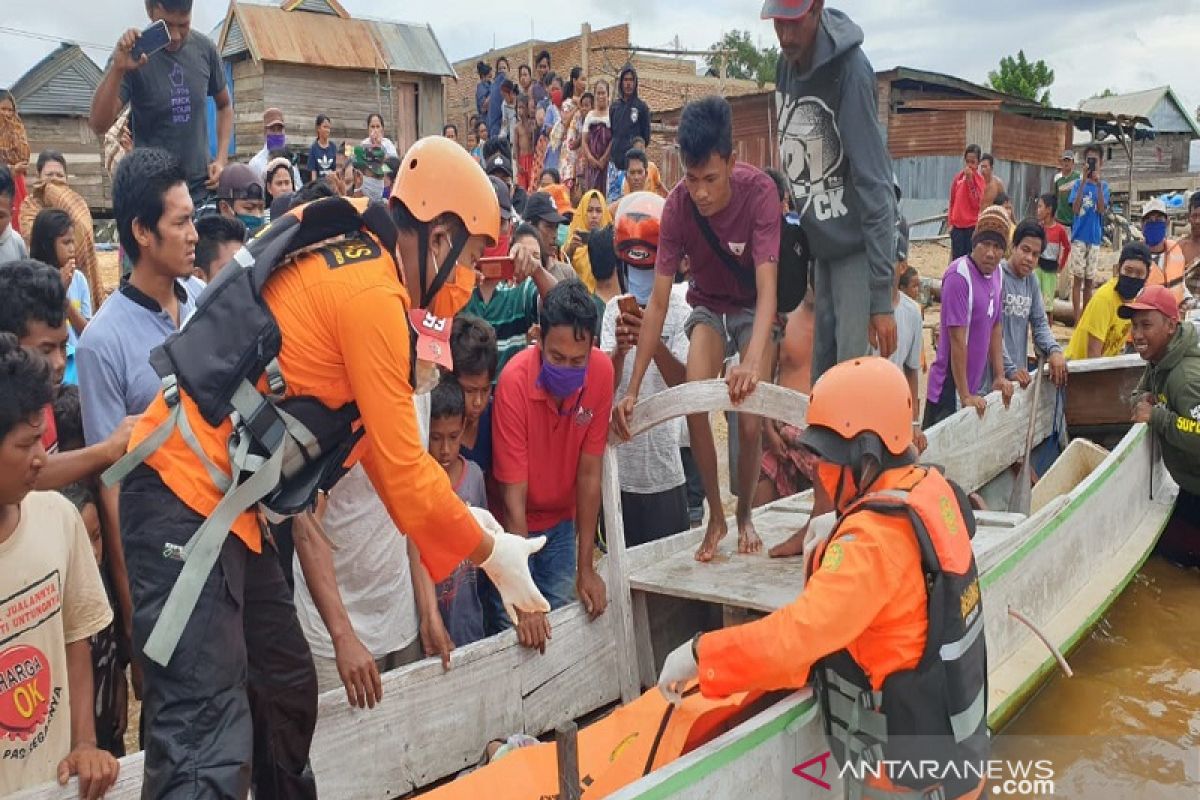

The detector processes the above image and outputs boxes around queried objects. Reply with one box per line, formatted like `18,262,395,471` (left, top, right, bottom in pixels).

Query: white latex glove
472,507,551,622
657,638,699,705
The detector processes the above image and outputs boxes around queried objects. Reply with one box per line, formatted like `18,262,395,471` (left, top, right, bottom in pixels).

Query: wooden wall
653,92,777,188
1078,134,1193,178
992,112,1071,168
20,115,110,213
230,58,442,166
888,110,967,158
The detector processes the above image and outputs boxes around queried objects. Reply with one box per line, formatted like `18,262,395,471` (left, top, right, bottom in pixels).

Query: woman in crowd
473,120,488,166
0,90,30,233
309,114,337,177
30,208,89,383
362,112,399,158
562,189,611,291
581,83,611,196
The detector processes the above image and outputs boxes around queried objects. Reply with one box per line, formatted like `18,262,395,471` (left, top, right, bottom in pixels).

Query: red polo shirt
492,346,614,532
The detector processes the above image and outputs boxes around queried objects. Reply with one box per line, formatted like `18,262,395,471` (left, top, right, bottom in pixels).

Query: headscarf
0,91,30,168
566,188,612,291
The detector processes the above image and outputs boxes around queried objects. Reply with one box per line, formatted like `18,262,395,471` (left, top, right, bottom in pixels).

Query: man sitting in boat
1064,242,1152,360
658,357,989,800
1126,286,1200,566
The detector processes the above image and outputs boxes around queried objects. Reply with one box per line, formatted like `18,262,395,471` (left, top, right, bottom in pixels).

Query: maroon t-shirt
656,162,781,314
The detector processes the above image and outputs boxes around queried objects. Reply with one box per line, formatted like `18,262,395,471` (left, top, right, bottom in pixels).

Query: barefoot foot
737,517,763,555
695,516,728,562
768,525,807,559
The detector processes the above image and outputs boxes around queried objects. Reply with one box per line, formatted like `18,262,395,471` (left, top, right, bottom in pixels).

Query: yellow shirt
1064,278,1130,360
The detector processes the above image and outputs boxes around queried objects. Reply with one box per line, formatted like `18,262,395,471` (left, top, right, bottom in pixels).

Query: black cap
523,191,566,224
489,175,513,219
485,152,513,178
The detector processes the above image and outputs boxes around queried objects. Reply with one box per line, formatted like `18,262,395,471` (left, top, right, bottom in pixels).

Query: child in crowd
409,378,487,661
0,165,29,262
29,209,89,384
1036,193,1071,326
192,214,246,291
58,481,129,758
53,384,84,452
0,334,117,796
514,95,536,191
899,266,922,306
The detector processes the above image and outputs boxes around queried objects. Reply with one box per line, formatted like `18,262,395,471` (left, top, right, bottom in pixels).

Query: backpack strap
688,196,755,290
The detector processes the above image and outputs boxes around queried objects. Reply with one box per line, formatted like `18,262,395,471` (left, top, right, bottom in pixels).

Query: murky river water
995,558,1200,798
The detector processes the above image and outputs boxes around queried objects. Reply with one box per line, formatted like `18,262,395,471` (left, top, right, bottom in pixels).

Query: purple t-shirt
927,256,1002,403
656,162,781,314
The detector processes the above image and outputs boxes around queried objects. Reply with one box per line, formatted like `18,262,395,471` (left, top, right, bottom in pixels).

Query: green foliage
705,30,779,88
987,50,1055,106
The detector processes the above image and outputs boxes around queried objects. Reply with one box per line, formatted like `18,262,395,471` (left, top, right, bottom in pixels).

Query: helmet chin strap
417,223,471,309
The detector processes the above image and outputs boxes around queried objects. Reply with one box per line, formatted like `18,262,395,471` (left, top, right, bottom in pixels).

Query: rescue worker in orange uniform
658,357,989,800
116,138,550,799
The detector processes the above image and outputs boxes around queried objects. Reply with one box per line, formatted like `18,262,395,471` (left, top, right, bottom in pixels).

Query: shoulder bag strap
687,196,754,289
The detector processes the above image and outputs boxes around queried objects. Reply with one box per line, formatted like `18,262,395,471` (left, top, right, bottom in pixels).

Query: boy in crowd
980,153,1005,208
1035,193,1071,325
1001,220,1067,387
451,314,500,480
1068,144,1111,324
215,163,265,236
0,165,29,262
1141,198,1186,302
613,96,779,562
191,213,246,292
947,145,985,261
489,281,613,650
1127,286,1200,566
59,481,129,758
923,205,1015,428
409,378,487,659
1065,242,1151,360
0,334,118,797
1054,150,1080,229
872,252,926,450
899,266,922,306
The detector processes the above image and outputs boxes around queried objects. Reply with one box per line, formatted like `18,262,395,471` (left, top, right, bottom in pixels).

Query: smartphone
131,20,171,61
617,294,640,317
478,256,515,281
577,230,591,245
1086,156,1098,175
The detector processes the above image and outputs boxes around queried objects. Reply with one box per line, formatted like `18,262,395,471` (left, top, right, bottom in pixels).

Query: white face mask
625,265,656,305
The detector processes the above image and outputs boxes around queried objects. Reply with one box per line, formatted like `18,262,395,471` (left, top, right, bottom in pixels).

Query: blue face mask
557,225,570,249
266,133,286,151
237,213,264,236
625,265,656,305
1143,219,1168,248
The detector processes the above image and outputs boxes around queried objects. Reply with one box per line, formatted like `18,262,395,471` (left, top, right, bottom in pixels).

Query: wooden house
9,43,109,213
216,0,455,166
1077,87,1200,178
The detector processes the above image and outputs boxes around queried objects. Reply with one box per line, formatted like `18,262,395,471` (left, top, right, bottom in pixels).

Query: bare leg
732,330,778,554
686,324,730,562
753,477,779,509
1071,274,1082,325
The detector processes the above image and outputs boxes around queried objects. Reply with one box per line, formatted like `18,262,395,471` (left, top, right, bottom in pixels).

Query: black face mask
1116,274,1146,301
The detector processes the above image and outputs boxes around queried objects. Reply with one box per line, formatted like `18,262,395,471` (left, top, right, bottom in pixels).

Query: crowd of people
2,0,1199,798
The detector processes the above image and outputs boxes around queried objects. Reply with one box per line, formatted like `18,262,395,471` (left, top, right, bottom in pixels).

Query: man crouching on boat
658,357,989,799
1127,286,1200,566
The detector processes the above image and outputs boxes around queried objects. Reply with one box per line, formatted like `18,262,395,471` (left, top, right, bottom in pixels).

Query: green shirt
463,279,539,378
1054,171,1080,227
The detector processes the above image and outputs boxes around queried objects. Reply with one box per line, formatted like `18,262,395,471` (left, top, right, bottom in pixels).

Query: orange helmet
800,357,913,459
614,191,664,266
390,135,500,246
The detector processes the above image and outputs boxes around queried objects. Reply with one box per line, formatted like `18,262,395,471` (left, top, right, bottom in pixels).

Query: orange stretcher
419,684,767,799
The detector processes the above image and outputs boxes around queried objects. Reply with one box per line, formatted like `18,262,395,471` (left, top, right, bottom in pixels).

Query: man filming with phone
1068,144,1110,324
90,0,233,207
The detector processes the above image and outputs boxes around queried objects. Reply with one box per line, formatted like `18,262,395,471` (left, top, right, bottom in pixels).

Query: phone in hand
576,230,591,245
617,294,640,318
479,256,515,281
1086,156,1098,175
131,20,171,61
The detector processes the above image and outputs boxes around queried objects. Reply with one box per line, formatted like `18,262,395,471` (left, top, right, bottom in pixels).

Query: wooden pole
556,722,582,800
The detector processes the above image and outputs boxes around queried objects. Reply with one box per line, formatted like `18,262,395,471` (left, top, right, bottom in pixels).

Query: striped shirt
463,279,540,377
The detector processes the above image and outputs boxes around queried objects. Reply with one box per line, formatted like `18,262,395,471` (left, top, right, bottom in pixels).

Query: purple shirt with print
927,255,1002,403
656,162,780,314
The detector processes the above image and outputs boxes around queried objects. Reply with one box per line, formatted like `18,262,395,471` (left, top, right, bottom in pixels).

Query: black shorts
621,484,690,547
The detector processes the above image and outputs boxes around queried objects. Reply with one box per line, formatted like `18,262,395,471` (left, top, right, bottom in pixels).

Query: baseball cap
408,309,454,370
523,191,566,225
1060,150,1075,161
217,163,264,200
761,0,815,20
1118,285,1180,321
353,145,392,177
1141,198,1168,218
263,107,285,128
489,175,513,219
486,152,513,178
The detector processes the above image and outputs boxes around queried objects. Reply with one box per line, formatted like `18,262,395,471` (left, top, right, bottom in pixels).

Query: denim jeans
479,517,577,635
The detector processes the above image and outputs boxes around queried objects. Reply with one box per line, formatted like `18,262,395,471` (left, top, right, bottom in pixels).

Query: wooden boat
19,358,1175,800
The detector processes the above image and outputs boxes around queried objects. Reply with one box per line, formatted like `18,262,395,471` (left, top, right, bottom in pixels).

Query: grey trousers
811,251,872,384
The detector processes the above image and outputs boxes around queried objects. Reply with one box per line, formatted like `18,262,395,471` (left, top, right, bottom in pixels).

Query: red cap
761,0,816,20
408,309,454,371
1117,284,1180,322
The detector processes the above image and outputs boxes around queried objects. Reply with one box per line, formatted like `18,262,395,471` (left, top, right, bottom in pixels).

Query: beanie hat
972,205,1010,249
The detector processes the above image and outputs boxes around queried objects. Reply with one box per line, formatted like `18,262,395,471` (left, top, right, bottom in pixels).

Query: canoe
18,359,1175,800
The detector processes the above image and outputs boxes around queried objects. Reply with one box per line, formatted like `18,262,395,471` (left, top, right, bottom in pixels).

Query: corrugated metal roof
219,2,454,77
1079,86,1200,138
9,43,102,117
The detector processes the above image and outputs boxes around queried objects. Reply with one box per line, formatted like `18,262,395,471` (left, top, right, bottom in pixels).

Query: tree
705,30,779,88
987,51,1054,106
